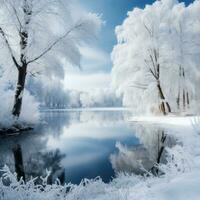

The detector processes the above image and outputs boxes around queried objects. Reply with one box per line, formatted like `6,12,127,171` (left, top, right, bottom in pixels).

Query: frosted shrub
0,142,195,200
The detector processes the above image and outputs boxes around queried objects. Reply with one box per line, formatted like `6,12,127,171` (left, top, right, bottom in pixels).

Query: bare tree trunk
177,66,181,110
183,89,186,110
12,66,27,117
157,131,167,164
186,92,190,108
12,144,26,181
12,0,31,118
182,68,191,110
157,82,171,115
59,170,65,185
151,130,167,176
166,102,171,113
159,102,166,115
176,92,180,110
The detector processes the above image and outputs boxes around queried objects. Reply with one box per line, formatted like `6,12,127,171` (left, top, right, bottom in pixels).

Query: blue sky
81,0,194,70
65,0,194,91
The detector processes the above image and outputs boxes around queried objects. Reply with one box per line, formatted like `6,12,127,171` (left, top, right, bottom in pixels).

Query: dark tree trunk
157,83,171,115
183,89,186,110
12,144,26,181
176,94,180,110
166,102,171,113
11,0,31,118
157,131,167,164
12,66,27,117
177,66,181,110
186,92,190,107
59,170,65,185
150,131,167,176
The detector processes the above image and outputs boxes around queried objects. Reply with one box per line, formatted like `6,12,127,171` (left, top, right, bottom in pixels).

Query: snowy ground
41,107,131,112
1,116,200,200
131,115,197,127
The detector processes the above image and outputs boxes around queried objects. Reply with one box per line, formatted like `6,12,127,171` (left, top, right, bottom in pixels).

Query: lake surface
0,110,176,184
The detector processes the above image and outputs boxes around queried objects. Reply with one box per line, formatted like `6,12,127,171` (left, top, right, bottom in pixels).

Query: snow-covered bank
1,116,200,200
130,115,198,127
41,107,131,112
0,88,40,129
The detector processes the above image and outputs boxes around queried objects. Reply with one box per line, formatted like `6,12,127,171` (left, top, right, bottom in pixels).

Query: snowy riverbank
131,115,197,127
1,116,200,200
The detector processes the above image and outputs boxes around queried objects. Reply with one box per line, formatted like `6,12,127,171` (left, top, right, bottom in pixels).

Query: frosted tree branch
0,27,20,70
27,23,84,64
6,0,23,31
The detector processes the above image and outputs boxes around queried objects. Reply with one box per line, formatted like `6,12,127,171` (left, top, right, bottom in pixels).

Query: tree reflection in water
12,144,66,184
12,144,25,181
0,111,178,184
110,125,177,176
25,149,66,184
0,110,131,184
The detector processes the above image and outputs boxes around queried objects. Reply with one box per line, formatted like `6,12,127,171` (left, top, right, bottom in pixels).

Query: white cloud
62,43,112,92
79,45,109,64
64,72,111,92
61,24,111,92
79,45,111,72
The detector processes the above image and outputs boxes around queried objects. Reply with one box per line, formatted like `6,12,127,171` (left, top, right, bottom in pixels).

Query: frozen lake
0,110,175,184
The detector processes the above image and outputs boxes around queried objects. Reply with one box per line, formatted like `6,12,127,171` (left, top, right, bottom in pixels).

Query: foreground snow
1,116,200,200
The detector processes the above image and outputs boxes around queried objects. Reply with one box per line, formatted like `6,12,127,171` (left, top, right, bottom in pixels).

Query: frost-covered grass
1,117,200,200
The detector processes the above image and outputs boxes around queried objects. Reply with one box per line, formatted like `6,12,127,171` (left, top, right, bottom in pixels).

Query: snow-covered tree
112,0,200,115
0,0,102,118
164,1,200,112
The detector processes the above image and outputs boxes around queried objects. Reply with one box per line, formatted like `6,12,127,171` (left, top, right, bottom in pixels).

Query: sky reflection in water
0,110,175,184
